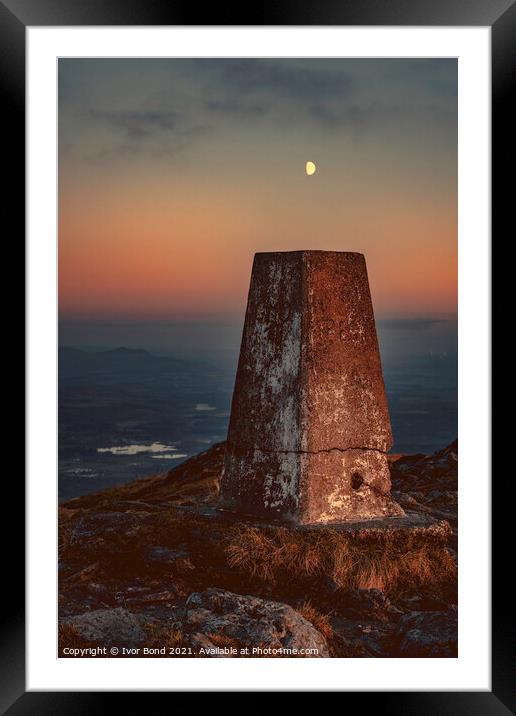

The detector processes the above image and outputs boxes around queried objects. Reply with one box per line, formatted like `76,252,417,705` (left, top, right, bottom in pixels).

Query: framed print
7,0,508,707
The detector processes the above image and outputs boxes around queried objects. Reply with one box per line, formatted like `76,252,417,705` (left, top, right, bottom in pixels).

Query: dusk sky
59,59,457,322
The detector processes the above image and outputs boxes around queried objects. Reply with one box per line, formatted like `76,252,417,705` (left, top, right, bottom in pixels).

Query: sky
59,58,457,322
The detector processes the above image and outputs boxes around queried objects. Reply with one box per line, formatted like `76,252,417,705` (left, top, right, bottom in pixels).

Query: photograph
57,57,458,659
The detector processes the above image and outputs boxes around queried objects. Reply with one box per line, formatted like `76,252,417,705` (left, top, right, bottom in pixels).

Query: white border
27,27,490,691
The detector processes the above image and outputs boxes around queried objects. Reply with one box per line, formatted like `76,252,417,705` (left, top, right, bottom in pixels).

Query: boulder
396,607,457,657
184,588,329,657
63,607,147,647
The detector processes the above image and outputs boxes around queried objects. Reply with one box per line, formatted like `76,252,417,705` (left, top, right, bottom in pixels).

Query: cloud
216,59,353,102
58,58,457,163
202,98,269,118
90,108,184,140
65,107,210,163
195,59,355,125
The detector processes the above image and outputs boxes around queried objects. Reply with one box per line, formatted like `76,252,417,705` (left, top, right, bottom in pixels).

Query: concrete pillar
219,251,404,524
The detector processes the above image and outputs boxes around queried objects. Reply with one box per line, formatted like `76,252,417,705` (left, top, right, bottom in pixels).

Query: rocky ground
59,440,458,658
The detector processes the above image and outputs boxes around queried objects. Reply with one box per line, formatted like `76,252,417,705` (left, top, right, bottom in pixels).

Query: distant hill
58,346,205,382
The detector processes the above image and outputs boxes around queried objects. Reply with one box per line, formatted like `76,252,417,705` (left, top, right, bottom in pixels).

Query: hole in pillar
351,472,364,490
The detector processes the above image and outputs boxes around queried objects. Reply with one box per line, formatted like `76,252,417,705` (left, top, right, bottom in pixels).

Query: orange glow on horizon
59,178,456,320
58,58,457,321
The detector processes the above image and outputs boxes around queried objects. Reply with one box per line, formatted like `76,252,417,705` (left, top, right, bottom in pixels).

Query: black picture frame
7,0,506,709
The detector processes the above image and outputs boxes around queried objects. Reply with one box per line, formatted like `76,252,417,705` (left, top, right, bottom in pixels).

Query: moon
306,161,316,176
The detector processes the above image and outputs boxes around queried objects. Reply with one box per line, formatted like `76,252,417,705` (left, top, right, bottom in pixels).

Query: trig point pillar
219,251,405,525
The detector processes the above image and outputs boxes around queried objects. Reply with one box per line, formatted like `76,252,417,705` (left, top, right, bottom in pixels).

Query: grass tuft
224,524,456,595
205,632,243,649
296,601,334,641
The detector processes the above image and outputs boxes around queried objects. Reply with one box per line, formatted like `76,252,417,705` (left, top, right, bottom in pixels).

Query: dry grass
225,526,328,583
296,601,334,641
205,632,243,649
58,623,95,651
224,524,456,595
145,623,185,651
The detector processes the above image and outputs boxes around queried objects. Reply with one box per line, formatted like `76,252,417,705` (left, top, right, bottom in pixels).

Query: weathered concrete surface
302,251,392,452
224,251,303,454
219,250,404,524
299,449,403,524
222,447,300,522
221,447,402,524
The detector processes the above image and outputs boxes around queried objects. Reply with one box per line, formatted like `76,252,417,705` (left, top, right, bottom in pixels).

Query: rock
67,512,142,556
63,607,147,647
396,591,451,612
332,616,395,657
434,440,458,467
125,589,177,605
396,608,457,657
389,441,458,536
87,582,108,594
391,440,458,494
144,545,194,575
329,589,401,656
145,545,190,564
320,576,341,595
190,633,237,657
184,588,330,657
339,588,399,620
